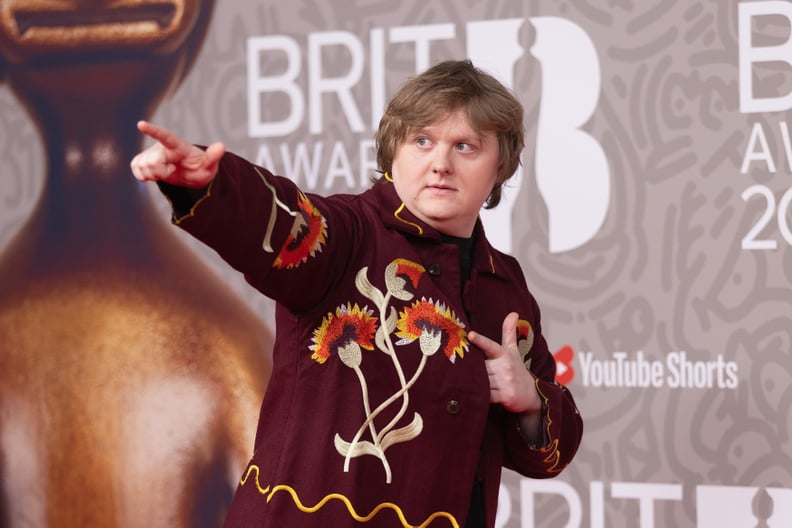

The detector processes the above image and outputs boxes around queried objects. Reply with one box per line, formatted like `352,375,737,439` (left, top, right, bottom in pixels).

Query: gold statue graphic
0,1,272,526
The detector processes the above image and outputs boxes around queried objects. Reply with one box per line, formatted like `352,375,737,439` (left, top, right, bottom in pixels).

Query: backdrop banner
1,1,791,527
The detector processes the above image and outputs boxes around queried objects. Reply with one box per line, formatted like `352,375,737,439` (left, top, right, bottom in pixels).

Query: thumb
203,141,226,175
501,312,519,351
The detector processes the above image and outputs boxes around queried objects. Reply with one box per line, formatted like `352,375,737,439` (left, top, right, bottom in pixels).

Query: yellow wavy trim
393,203,424,235
240,465,458,528
534,379,563,474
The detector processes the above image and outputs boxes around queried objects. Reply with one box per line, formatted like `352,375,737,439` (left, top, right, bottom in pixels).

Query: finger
130,143,174,182
501,312,519,351
130,151,157,182
136,120,191,157
468,329,502,359
203,141,226,174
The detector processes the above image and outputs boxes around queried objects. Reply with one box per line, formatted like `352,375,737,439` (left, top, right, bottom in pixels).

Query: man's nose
431,147,453,175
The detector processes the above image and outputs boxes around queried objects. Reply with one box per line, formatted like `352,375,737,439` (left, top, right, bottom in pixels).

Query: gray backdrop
2,1,791,527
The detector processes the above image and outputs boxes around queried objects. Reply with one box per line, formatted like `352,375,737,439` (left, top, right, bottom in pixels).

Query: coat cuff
505,378,583,478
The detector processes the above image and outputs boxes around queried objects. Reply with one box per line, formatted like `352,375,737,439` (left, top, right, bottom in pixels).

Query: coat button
428,264,441,276
446,399,461,415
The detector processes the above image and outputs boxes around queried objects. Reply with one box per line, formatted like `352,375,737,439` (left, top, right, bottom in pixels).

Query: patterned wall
1,1,791,526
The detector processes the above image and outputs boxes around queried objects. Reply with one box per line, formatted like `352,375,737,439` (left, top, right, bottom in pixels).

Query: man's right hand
130,121,225,188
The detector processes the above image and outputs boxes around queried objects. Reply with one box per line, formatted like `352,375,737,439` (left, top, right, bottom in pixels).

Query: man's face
390,106,500,238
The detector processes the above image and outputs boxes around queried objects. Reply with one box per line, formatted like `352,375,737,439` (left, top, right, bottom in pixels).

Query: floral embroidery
310,304,378,365
274,192,328,269
516,319,535,369
310,258,467,483
253,166,327,269
385,258,425,295
396,299,468,363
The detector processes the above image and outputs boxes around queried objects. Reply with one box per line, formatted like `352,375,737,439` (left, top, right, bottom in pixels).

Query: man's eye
416,137,431,147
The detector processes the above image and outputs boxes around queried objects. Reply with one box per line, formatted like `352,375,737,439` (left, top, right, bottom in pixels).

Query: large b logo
468,17,610,254
738,0,792,113
247,16,610,254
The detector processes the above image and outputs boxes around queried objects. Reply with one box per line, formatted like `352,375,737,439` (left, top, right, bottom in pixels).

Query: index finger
468,329,503,359
469,312,521,359
137,120,192,153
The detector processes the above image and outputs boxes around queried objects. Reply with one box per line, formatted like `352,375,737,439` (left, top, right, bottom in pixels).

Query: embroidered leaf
334,434,381,460
381,413,423,451
383,306,398,333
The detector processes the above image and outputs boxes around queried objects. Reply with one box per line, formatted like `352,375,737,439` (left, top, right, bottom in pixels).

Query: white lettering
530,17,610,253
578,351,664,388
254,141,377,191
507,481,792,527
520,479,582,528
780,121,792,171
494,484,512,528
466,18,526,254
308,31,366,135
741,122,776,173
611,482,683,528
325,141,355,189
369,28,386,130
579,351,738,389
359,139,378,188
665,352,739,389
738,1,792,113
281,142,324,188
254,143,276,171
247,35,304,138
590,481,605,528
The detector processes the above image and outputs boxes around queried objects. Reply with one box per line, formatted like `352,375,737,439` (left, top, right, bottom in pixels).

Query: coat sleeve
160,150,358,312
502,293,583,478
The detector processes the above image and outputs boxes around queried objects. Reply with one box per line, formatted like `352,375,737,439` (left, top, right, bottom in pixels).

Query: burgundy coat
169,152,583,528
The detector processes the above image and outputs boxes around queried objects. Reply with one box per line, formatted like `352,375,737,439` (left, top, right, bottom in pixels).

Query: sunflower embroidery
310,303,378,365
273,192,328,270
395,299,468,362
309,258,467,483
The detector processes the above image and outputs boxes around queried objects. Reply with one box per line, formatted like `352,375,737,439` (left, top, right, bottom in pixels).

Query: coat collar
366,177,501,275
369,177,441,240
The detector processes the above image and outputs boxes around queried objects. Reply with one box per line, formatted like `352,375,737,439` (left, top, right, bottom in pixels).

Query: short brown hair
375,59,524,208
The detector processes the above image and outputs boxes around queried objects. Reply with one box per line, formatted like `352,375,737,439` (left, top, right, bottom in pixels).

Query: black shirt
442,233,485,528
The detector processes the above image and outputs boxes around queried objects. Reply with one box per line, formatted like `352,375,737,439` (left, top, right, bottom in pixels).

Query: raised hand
130,120,226,188
469,312,541,413
469,312,544,444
